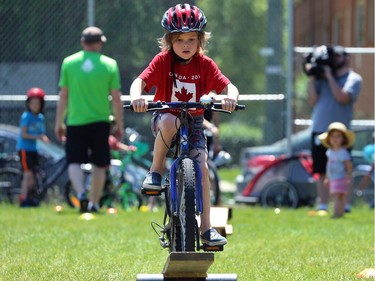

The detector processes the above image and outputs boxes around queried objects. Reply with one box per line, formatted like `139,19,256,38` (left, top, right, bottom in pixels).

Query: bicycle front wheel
172,158,197,252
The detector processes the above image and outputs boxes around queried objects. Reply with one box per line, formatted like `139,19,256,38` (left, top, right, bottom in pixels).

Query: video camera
303,45,347,79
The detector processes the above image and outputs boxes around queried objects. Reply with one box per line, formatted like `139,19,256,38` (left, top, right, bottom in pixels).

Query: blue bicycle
125,96,244,252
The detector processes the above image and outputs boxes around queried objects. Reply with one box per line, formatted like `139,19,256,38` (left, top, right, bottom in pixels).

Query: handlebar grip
123,104,133,111
212,103,246,111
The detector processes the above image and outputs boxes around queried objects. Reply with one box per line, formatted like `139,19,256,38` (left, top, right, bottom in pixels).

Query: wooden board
137,273,238,281
162,252,214,278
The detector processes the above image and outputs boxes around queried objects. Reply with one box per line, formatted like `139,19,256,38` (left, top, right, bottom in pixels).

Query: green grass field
0,166,373,280
1,199,373,281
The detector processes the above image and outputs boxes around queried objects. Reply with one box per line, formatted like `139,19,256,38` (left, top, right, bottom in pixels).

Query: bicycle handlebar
124,101,245,114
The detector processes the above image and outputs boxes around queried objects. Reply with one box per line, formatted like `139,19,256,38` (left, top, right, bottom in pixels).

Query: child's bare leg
338,193,346,216
192,147,227,246
21,170,34,198
150,113,179,175
333,193,345,218
193,148,211,233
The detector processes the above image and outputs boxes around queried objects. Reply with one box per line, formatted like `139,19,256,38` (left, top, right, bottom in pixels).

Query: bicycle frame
168,107,203,216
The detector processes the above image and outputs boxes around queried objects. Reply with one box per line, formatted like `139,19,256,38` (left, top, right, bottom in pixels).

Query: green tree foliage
1,1,271,163
198,0,270,148
198,0,267,94
1,0,268,94
96,0,192,91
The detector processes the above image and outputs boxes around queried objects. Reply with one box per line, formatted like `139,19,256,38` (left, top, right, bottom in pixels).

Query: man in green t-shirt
55,26,123,213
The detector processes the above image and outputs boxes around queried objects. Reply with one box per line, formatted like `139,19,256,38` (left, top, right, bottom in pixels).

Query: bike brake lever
212,108,232,114
211,103,246,114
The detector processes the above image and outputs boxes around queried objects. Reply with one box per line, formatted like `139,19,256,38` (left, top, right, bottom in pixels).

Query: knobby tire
171,158,196,252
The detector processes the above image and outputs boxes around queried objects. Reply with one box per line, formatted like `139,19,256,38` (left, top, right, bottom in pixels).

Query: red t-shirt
139,52,230,116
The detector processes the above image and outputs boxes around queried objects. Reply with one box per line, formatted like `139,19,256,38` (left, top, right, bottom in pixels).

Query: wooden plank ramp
136,252,237,280
163,252,214,278
136,207,236,280
136,273,237,281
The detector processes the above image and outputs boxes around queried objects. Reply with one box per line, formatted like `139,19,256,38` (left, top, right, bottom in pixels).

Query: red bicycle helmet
161,4,207,33
27,87,45,100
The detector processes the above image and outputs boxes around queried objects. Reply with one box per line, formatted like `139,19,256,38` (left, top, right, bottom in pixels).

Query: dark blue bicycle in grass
125,96,245,253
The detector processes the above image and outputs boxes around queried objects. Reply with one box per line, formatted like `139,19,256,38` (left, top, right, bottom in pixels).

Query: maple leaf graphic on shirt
175,86,193,101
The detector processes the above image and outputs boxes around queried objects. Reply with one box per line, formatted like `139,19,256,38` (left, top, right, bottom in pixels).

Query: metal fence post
87,0,95,26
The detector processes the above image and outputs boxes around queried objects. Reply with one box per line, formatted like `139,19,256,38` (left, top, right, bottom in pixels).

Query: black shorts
66,122,110,167
19,150,39,172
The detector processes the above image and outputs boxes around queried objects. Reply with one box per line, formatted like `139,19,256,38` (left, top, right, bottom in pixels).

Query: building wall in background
294,0,374,120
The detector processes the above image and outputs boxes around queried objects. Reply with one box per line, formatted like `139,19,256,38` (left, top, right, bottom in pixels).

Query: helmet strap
170,50,191,88
172,49,191,63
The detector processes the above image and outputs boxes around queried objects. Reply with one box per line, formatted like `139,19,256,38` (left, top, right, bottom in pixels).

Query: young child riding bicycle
130,3,239,246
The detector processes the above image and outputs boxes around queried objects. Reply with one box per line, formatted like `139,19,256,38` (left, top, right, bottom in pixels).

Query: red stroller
235,153,317,208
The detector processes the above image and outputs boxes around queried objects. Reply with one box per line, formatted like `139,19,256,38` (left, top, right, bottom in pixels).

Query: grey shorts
151,112,207,152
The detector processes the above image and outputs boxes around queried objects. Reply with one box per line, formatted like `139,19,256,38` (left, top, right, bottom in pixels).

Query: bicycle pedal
202,244,224,252
141,189,162,196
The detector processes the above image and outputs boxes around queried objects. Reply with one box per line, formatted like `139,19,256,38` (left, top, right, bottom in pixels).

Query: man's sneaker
88,205,99,213
201,228,227,246
79,198,89,213
29,198,40,207
141,172,162,193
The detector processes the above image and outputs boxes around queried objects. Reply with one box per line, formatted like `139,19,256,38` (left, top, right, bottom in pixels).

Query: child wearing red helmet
17,87,50,207
130,4,239,246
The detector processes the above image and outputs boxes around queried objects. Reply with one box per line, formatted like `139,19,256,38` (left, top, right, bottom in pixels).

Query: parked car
0,124,64,163
236,122,375,207
0,124,68,192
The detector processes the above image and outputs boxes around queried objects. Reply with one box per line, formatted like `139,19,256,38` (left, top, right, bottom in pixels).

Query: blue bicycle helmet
161,4,207,33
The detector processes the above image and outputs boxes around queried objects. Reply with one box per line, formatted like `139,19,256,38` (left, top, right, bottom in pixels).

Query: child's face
28,97,42,114
328,130,345,149
172,32,199,61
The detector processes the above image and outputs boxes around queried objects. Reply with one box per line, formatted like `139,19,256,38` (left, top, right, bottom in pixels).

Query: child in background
319,122,355,218
108,115,136,153
130,4,239,246
17,88,50,207
359,136,374,208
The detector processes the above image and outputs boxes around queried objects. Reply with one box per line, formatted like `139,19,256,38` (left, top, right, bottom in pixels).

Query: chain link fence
1,0,290,164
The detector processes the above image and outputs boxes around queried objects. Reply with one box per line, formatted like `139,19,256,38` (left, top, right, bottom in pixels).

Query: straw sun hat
318,122,355,148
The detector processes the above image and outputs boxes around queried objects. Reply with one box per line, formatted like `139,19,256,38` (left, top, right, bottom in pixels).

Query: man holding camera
305,45,362,213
